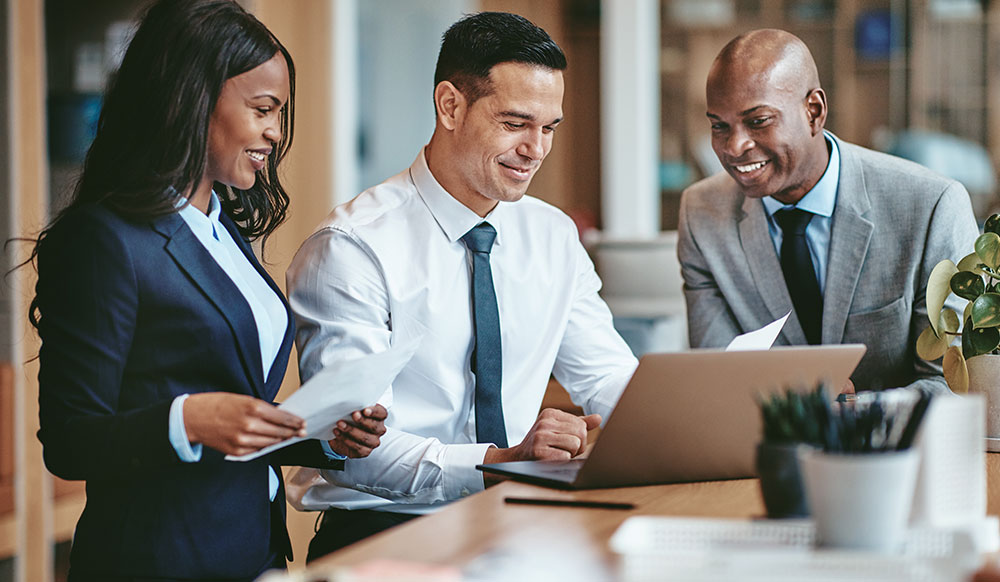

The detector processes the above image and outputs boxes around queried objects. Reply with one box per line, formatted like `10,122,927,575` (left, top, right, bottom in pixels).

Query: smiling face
705,37,829,205
201,52,290,201
432,62,564,216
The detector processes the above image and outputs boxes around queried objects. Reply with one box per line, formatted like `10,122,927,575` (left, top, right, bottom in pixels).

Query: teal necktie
461,222,507,447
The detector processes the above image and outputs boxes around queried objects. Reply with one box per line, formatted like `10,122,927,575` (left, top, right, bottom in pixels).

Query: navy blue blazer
35,203,341,580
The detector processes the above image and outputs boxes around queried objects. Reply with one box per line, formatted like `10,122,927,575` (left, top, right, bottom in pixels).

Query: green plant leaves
985,213,1000,235
927,259,959,336
976,233,1000,270
941,308,961,333
758,386,826,445
972,293,1000,328
963,324,1000,358
943,346,969,393
957,252,988,276
917,326,948,360
916,309,960,360
951,271,986,301
957,253,979,272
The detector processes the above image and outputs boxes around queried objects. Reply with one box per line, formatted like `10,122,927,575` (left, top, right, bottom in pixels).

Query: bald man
677,29,978,393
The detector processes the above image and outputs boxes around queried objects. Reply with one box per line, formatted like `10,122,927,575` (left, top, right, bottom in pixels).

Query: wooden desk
308,454,1000,580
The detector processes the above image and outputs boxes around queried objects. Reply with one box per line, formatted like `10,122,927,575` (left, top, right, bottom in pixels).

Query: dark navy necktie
774,208,823,345
461,222,507,447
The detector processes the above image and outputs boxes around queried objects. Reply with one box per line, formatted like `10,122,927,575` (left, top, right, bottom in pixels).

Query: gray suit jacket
678,135,979,392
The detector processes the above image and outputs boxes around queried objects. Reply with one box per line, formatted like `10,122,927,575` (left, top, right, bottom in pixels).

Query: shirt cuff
320,438,348,461
441,443,494,499
168,394,203,463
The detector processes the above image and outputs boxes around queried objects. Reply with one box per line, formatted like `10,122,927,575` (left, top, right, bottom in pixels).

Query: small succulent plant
758,386,827,446
917,213,1000,393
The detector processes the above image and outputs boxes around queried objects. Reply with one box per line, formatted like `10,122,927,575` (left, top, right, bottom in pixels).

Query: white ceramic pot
966,354,1000,438
798,448,919,552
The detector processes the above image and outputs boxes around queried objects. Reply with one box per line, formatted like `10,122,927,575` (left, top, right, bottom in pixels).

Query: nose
721,126,754,159
264,117,282,144
516,128,547,161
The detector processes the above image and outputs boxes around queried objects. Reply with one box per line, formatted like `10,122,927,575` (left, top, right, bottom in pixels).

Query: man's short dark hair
434,11,567,107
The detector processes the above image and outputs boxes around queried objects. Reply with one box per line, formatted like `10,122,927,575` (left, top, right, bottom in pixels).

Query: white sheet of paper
725,311,790,351
226,337,420,462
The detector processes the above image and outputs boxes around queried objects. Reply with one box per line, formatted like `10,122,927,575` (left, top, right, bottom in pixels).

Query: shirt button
461,488,470,497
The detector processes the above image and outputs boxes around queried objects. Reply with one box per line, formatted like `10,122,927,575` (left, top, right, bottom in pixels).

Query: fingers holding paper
330,404,388,458
185,392,307,457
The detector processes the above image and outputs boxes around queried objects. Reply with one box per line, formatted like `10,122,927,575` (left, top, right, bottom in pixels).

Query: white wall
357,0,474,192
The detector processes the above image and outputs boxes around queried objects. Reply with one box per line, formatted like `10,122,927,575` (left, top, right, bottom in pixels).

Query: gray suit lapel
823,139,874,344
738,196,806,344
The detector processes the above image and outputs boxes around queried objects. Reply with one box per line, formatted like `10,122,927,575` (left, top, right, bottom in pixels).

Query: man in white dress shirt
285,11,638,559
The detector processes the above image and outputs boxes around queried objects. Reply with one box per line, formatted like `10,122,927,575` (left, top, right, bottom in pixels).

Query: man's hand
481,408,601,486
329,404,388,459
184,392,306,457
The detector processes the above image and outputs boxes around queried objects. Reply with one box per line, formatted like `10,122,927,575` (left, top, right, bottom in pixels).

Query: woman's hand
184,392,306,456
329,404,388,458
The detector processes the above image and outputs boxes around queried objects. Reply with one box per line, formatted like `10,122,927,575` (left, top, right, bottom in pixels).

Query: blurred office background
3,0,1000,580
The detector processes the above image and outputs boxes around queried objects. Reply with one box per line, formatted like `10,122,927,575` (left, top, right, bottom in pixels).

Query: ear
805,88,828,136
434,81,466,131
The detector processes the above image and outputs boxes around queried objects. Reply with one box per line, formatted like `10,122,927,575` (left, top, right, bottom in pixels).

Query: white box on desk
911,393,997,552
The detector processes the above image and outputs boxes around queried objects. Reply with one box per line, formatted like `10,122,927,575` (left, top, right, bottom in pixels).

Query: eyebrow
499,110,564,125
252,94,282,105
707,105,772,119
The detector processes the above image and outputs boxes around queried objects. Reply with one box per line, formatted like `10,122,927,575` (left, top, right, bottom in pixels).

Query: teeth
247,151,266,162
735,161,767,173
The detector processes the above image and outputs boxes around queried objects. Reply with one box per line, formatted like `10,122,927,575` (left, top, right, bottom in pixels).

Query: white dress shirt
169,192,288,500
285,149,638,514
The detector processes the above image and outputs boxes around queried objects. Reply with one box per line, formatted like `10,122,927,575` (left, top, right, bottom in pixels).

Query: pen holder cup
756,442,811,518
798,448,919,552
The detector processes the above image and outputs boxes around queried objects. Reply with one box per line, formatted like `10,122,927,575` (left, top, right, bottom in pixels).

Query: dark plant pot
756,442,811,519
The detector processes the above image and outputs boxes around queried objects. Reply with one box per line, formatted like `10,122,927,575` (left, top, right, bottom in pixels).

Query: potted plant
798,391,932,552
918,212,1000,434
756,386,827,518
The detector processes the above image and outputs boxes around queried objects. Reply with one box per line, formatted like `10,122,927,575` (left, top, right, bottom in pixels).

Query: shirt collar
762,131,840,218
409,147,505,247
177,190,223,241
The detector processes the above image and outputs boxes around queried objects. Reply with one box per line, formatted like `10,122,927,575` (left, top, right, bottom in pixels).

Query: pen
503,497,635,510
896,392,933,451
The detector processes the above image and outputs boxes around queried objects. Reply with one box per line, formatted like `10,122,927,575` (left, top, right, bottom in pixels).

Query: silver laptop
477,344,866,490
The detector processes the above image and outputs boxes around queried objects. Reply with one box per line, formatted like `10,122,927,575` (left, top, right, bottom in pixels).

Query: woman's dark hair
26,0,295,328
433,11,566,108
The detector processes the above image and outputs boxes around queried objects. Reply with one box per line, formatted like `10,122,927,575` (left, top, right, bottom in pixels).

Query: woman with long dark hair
29,1,384,580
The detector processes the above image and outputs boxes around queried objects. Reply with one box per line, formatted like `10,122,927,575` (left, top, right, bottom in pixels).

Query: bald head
711,29,821,96
705,29,830,204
